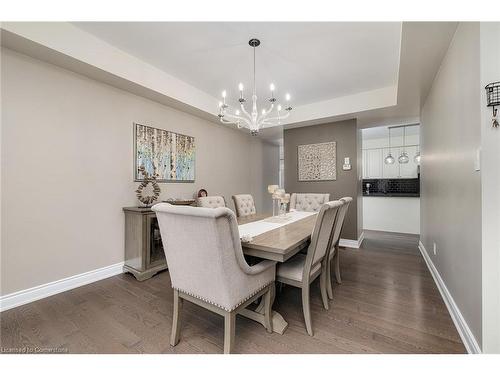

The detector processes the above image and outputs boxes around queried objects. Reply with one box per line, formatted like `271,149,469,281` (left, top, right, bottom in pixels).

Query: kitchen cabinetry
363,146,419,179
366,149,383,178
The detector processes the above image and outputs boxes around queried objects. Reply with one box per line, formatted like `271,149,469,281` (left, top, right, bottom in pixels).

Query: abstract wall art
134,123,195,182
297,141,336,181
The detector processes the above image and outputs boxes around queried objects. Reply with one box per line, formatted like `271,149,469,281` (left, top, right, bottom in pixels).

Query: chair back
290,193,330,212
329,197,353,258
152,203,253,311
303,201,342,280
232,194,256,217
197,195,226,208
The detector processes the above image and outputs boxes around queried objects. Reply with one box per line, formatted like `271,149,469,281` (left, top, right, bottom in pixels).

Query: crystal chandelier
218,38,292,135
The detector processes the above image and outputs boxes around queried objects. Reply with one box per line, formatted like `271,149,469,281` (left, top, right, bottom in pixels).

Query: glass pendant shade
384,153,395,164
398,152,409,164
414,152,421,164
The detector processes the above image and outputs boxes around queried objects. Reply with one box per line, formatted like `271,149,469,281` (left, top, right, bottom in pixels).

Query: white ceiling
356,22,458,129
73,22,402,110
3,22,456,144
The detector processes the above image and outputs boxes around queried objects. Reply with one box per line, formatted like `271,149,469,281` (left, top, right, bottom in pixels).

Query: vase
279,202,287,216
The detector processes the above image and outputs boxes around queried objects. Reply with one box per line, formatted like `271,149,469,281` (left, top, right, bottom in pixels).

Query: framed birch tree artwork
297,141,336,181
134,123,195,182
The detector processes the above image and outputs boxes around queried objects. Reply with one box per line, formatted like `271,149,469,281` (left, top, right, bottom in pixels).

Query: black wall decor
485,81,499,128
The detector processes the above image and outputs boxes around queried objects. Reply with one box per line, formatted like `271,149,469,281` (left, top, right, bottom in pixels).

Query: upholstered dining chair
326,197,352,300
232,194,256,217
197,195,226,208
276,200,342,336
290,193,330,212
152,203,276,354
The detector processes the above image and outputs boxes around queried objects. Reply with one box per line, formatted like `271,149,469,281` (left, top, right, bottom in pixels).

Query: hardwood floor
0,230,466,354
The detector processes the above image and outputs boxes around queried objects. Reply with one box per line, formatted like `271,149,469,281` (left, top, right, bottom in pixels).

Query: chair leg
301,285,313,336
170,289,182,347
263,284,274,333
334,246,342,284
319,269,329,310
224,311,236,354
326,257,334,300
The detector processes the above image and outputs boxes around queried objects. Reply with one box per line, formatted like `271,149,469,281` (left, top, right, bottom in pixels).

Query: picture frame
134,123,195,183
297,141,337,181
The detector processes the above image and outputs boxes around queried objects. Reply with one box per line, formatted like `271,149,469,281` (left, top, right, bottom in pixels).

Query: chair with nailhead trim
152,203,276,354
290,193,330,212
197,195,226,208
231,194,257,217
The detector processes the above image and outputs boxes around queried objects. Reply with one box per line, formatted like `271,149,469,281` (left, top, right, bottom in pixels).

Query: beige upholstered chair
276,200,342,336
326,197,352,300
290,193,330,212
231,194,256,217
197,195,226,208
152,203,276,354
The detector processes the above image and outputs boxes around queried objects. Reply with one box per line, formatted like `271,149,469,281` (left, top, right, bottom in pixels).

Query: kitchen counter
363,195,420,234
363,192,420,197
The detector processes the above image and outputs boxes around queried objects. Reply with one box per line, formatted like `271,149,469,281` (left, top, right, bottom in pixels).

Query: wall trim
418,241,481,354
0,262,124,312
340,231,365,249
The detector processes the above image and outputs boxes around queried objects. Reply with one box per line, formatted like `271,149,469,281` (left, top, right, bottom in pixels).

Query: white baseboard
340,231,364,249
0,262,124,312
418,241,481,354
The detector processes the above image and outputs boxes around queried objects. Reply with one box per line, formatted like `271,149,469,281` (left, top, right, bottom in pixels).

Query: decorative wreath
136,165,161,206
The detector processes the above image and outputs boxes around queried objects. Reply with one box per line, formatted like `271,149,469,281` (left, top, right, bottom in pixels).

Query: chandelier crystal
218,38,292,135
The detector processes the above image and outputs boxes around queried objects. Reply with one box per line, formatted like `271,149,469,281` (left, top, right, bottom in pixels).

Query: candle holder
279,193,290,216
267,185,280,216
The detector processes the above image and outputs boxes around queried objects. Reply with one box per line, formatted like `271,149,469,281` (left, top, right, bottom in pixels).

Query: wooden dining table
236,212,317,334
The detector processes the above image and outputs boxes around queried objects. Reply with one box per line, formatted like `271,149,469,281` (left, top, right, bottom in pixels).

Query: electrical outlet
433,242,437,256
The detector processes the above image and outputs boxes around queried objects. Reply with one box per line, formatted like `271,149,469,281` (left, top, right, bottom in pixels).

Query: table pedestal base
238,283,288,334
238,309,288,334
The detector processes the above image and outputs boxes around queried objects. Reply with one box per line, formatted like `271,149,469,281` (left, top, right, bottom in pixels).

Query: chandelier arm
258,103,275,123
261,110,291,123
239,102,252,120
223,110,250,122
220,117,250,130
222,112,252,127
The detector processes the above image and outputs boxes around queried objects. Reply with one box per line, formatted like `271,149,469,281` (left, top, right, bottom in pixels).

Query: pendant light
384,127,395,164
414,146,421,164
398,126,409,164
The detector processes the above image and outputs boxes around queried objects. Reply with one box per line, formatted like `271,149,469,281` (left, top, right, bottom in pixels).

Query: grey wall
420,23,482,347
479,22,500,354
0,47,278,295
284,119,360,240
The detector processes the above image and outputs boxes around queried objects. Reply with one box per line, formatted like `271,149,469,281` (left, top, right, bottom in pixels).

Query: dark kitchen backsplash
362,178,420,197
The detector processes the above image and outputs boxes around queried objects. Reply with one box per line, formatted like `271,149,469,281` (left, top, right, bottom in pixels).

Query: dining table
236,210,317,334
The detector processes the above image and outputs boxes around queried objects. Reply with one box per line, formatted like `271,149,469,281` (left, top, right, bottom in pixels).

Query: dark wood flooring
0,230,466,354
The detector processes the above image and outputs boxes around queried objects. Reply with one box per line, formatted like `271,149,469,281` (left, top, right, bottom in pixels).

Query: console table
123,200,195,281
